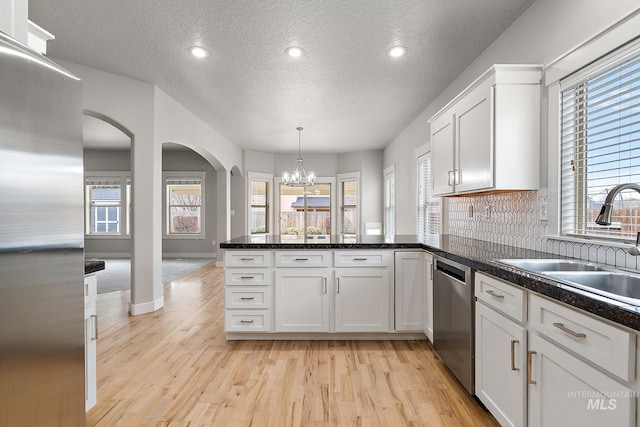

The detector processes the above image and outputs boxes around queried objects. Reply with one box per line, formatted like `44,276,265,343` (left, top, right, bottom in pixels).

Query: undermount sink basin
497,259,610,272
545,271,640,305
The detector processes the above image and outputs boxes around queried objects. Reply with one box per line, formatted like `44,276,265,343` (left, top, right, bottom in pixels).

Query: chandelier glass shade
282,127,316,187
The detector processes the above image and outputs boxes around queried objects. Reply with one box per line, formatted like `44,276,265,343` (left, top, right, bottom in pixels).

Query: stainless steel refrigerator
0,32,85,426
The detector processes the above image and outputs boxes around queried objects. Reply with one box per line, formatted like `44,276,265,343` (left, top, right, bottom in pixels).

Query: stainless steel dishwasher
433,255,475,394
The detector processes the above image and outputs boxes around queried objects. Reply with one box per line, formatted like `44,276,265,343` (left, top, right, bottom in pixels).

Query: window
85,173,130,236
417,152,440,244
337,172,359,235
561,43,640,242
166,173,204,236
248,173,272,234
277,178,334,238
383,165,395,236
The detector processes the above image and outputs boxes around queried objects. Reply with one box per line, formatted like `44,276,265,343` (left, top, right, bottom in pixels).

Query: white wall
383,0,640,234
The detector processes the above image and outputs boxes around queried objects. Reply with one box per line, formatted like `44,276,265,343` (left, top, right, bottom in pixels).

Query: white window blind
417,153,440,244
561,44,640,242
383,167,395,236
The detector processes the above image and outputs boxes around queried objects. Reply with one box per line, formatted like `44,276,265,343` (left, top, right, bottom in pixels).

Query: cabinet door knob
527,351,537,385
447,170,454,186
510,340,519,371
91,314,98,341
336,277,340,294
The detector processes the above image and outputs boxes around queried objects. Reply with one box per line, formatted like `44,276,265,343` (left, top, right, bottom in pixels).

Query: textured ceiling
29,0,535,154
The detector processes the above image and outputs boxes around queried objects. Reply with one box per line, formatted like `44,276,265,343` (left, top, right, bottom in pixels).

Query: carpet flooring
92,258,215,293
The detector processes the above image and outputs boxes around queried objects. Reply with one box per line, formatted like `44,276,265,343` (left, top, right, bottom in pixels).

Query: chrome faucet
595,183,640,256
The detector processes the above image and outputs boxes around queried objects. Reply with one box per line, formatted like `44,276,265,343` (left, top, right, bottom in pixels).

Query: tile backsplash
447,189,639,271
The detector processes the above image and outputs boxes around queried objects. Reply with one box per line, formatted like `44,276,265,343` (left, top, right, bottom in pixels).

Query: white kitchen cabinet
84,274,98,411
423,252,434,341
394,251,425,331
224,251,274,333
476,301,526,427
429,64,542,196
334,268,389,332
275,269,330,332
528,333,635,427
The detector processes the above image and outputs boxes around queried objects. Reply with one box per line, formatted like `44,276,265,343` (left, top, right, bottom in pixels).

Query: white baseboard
162,252,216,259
225,332,427,341
128,296,164,316
85,252,216,260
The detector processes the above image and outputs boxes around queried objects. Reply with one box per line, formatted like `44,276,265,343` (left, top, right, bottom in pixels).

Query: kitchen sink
545,271,640,305
497,258,640,305
497,259,610,272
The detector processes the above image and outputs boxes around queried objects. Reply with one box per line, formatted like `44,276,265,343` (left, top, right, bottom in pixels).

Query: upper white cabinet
429,65,542,196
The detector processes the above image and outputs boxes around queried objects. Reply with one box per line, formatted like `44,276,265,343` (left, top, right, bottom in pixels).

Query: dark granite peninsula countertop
221,234,640,332
85,260,105,275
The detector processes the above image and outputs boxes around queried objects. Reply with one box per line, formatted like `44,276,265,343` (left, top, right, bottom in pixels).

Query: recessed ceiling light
286,46,304,58
388,46,407,58
189,46,210,58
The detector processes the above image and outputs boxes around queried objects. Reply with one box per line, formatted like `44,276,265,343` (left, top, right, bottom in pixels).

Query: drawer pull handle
553,322,586,338
486,289,504,299
240,276,255,279
527,351,536,384
294,258,309,261
240,257,255,261
240,319,255,324
353,258,368,261
240,297,255,301
510,340,519,371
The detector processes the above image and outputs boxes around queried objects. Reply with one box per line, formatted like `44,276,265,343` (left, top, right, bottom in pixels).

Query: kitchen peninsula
221,234,640,335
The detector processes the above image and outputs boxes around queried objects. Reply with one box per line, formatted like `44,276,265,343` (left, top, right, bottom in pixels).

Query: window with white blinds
337,172,359,235
417,153,441,244
560,43,640,242
383,166,395,236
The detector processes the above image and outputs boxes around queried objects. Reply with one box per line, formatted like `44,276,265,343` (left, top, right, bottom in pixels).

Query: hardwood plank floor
87,262,498,427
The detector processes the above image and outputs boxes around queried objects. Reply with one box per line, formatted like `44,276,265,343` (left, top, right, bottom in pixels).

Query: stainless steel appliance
0,32,85,425
433,255,475,394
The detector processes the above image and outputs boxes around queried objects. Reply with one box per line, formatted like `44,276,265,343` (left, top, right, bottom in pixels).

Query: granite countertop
221,234,640,332
85,259,105,275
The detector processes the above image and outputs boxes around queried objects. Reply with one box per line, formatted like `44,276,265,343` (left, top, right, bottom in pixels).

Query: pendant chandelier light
282,127,316,187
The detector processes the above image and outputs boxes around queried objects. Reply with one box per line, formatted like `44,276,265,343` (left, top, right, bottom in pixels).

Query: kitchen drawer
224,251,272,268
529,294,635,382
225,286,272,309
334,251,390,267
275,251,331,267
225,269,272,286
225,310,271,332
475,272,526,322
84,274,97,305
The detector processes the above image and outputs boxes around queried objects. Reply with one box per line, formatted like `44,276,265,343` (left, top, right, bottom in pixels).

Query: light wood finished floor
87,262,498,427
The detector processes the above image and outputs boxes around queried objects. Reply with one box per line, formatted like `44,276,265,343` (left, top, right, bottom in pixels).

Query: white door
424,253,434,341
334,269,389,332
528,333,635,427
394,252,425,331
275,269,330,332
430,116,455,195
475,303,526,427
455,82,492,193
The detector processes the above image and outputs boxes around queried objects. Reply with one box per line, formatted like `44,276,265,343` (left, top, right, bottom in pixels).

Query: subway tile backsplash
447,189,639,271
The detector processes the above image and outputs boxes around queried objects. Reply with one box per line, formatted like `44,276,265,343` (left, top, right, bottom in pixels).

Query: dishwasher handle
435,259,468,284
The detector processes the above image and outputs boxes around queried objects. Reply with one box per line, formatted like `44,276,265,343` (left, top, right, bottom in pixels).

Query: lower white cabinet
334,269,389,332
475,302,526,427
394,251,425,331
423,252,434,341
275,268,330,332
528,333,635,427
84,274,98,411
